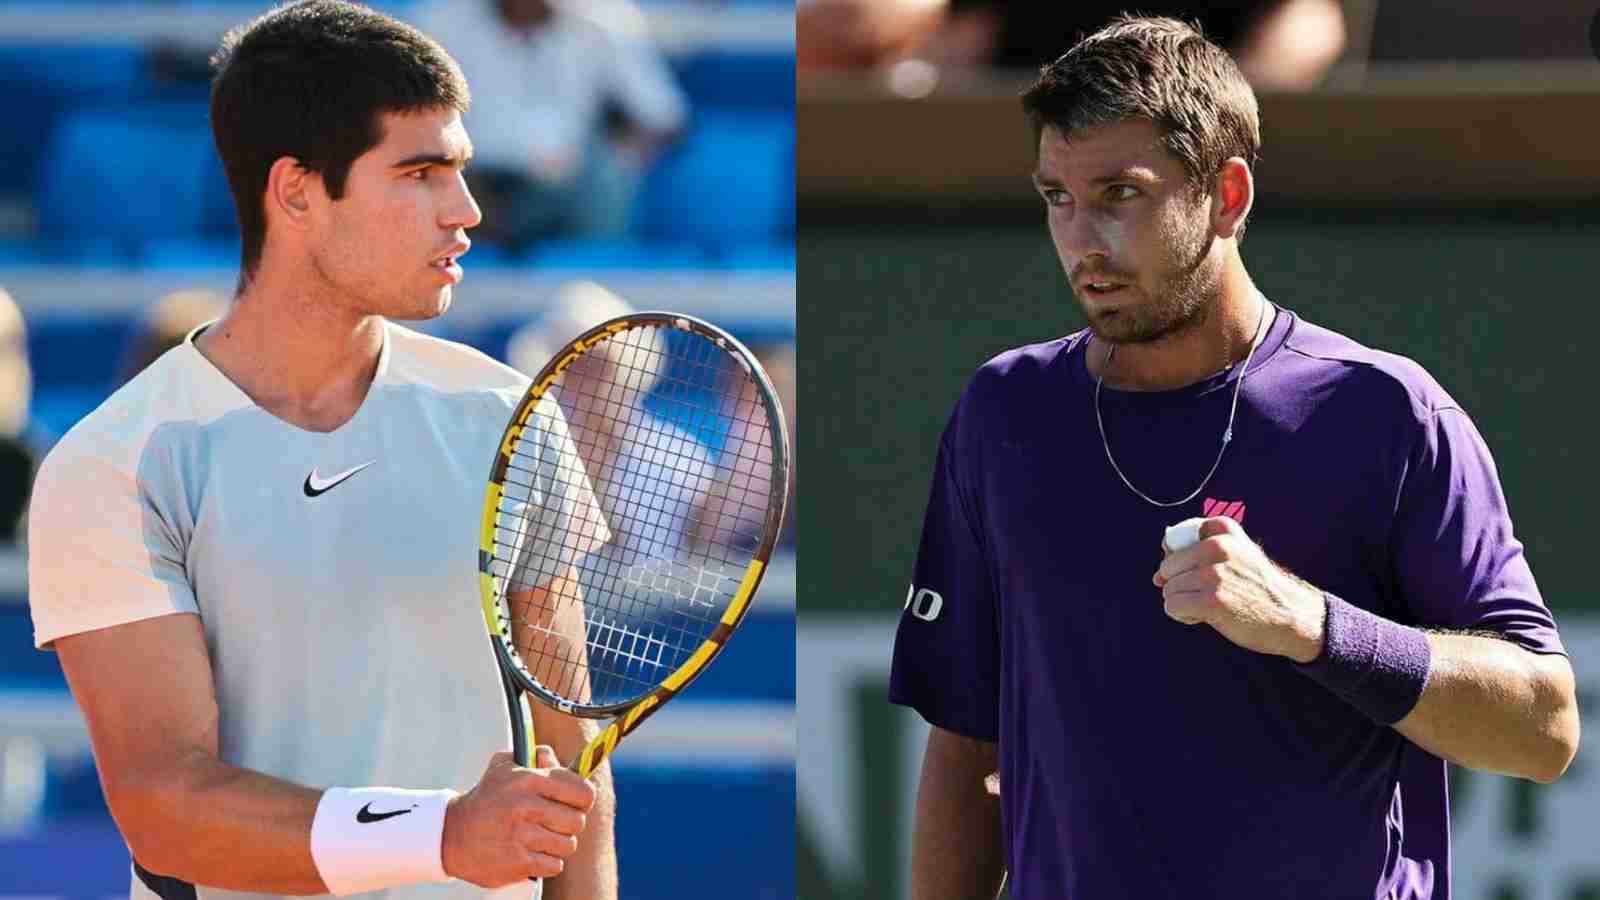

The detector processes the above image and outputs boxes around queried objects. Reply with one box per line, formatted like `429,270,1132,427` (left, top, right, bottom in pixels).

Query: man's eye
409,168,429,181
1042,189,1068,206
1109,185,1139,201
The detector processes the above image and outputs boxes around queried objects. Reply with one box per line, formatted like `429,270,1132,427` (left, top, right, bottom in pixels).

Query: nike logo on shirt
355,802,415,824
303,461,376,497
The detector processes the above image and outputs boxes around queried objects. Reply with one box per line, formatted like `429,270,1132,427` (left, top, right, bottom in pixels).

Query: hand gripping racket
478,311,790,784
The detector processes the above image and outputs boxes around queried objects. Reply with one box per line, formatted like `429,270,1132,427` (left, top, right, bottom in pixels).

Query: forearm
537,709,618,900
1393,632,1578,783
544,761,616,900
911,727,1005,900
110,753,326,893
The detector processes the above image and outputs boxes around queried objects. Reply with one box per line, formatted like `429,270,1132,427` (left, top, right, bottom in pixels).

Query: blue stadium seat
613,765,794,899
139,236,241,269
707,242,796,271
0,604,65,689
457,240,516,269
27,314,135,391
634,112,793,250
525,238,707,270
37,107,215,243
0,237,138,266
673,49,794,111
0,44,148,198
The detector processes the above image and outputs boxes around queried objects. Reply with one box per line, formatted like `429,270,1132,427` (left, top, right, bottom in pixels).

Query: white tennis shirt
28,321,602,900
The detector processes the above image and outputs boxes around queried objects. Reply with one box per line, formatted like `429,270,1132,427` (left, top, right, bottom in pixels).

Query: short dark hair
209,0,470,281
1020,15,1260,197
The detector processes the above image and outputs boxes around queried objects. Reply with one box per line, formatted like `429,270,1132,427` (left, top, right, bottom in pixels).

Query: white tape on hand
1162,517,1207,554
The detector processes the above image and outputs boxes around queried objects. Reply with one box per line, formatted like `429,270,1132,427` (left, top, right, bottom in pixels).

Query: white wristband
309,786,457,896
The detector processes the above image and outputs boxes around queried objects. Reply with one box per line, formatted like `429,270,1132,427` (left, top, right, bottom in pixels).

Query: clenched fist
1152,516,1327,663
441,747,597,887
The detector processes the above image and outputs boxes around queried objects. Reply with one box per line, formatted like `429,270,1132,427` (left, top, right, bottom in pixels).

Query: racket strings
490,323,780,710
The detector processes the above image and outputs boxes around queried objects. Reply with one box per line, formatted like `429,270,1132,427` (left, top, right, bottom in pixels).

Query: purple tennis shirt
888,306,1565,899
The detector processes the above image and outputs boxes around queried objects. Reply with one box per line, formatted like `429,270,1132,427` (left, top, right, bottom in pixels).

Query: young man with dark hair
889,15,1578,899
27,2,615,898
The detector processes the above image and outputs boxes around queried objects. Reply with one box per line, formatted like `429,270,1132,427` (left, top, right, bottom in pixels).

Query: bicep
1392,409,1560,649
922,725,999,787
55,612,219,808
912,726,1005,898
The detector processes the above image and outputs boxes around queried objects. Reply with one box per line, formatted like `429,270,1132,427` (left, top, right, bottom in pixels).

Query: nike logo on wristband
355,802,416,824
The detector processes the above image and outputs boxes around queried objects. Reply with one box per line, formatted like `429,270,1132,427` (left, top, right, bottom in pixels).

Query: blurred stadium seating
0,2,795,898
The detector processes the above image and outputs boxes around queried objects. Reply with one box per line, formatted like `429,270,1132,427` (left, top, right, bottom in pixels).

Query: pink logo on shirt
1202,497,1246,523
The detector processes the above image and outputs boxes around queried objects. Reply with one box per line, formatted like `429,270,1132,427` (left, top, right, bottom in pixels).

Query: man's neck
1091,268,1270,392
194,269,384,432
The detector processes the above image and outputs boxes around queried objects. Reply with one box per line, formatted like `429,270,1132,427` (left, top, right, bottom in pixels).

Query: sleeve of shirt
1389,406,1564,655
888,410,1001,742
27,438,198,649
504,395,612,590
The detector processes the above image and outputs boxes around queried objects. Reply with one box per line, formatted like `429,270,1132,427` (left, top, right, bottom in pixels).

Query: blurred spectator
116,288,228,385
796,0,948,73
416,0,688,249
0,287,34,542
509,281,716,564
800,0,1347,91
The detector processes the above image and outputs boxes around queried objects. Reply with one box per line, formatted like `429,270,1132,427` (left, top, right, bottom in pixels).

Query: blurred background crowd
0,1,793,897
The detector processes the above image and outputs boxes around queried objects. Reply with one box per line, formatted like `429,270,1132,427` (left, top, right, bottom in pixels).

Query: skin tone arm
910,726,1005,900
510,570,619,900
55,613,593,893
1154,517,1581,784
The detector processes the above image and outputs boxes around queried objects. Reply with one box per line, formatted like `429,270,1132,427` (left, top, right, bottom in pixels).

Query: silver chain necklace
1093,300,1268,508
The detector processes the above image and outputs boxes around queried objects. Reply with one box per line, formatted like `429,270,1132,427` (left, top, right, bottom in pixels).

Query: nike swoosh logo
355,802,416,824
303,461,376,497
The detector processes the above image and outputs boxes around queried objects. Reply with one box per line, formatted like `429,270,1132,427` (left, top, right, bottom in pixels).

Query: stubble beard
1081,207,1220,346
310,243,448,323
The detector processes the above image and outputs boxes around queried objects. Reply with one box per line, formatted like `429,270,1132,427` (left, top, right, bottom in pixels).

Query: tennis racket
477,311,790,784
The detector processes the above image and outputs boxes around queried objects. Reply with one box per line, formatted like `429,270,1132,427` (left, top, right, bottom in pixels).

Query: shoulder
928,333,1081,460
955,334,1080,418
382,322,531,413
35,347,221,493
1277,315,1459,423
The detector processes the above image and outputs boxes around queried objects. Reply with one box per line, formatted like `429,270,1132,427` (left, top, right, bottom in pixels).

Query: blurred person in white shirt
416,0,687,247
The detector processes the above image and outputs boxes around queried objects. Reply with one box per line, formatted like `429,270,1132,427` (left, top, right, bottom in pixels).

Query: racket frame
477,311,790,776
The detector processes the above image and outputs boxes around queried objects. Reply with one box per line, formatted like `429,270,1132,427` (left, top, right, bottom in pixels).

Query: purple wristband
1294,592,1432,725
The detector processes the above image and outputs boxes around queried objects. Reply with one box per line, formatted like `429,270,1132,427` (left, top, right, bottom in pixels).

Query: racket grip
501,664,532,768
499,666,544,887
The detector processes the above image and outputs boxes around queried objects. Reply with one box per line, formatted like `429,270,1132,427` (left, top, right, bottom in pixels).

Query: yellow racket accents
478,311,790,786
571,562,769,775
723,560,765,626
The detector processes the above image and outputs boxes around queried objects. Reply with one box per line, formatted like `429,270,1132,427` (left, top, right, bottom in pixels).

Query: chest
171,404,495,637
977,392,1400,633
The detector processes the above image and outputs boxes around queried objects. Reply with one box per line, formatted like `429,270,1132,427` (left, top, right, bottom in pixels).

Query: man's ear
1210,157,1254,240
264,156,321,233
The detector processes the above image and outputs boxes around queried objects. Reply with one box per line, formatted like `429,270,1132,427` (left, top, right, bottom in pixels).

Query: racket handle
499,666,544,887
501,664,533,768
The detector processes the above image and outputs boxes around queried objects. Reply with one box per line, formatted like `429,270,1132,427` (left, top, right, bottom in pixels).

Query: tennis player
889,15,1578,899
27,3,615,898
